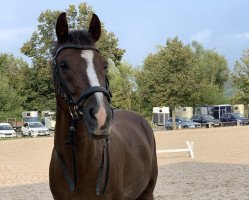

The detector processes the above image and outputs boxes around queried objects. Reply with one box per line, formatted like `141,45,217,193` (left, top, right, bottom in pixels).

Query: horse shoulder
109,109,157,199
109,109,156,160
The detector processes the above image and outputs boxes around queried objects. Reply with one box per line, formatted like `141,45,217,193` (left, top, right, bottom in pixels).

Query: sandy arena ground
1,126,249,199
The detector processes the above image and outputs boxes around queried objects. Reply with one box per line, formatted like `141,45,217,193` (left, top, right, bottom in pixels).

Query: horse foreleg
135,178,157,200
136,154,157,200
135,192,154,200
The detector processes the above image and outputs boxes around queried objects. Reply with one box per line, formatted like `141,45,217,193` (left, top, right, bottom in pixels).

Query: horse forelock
53,30,95,56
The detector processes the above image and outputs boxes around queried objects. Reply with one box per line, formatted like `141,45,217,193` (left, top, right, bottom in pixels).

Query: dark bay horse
49,12,158,200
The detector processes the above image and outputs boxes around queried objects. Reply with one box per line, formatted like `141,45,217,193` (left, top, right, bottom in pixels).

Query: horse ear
88,14,101,42
56,12,68,43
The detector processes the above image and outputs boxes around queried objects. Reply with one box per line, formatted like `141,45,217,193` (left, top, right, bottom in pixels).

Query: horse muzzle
80,102,113,140
84,119,111,140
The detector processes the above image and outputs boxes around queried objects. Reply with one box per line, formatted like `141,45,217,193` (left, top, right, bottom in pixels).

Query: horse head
53,12,113,139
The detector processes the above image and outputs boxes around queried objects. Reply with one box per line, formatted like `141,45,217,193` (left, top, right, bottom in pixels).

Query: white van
21,122,49,137
0,123,17,138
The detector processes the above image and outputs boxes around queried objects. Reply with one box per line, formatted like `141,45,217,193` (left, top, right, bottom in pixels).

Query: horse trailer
213,104,231,119
175,107,193,119
232,104,245,115
41,110,56,130
152,107,170,126
195,105,214,116
22,111,39,122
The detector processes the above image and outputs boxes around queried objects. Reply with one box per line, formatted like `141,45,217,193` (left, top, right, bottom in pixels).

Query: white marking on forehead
81,50,100,87
80,50,103,102
81,50,108,129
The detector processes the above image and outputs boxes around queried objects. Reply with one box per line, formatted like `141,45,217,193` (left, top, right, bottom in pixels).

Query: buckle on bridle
69,105,79,120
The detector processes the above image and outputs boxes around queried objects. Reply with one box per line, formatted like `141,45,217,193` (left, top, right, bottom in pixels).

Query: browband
53,44,98,64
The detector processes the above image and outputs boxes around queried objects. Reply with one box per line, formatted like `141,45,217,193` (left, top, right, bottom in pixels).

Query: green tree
231,49,249,104
0,53,44,111
0,53,33,119
20,3,125,111
0,53,24,87
190,41,229,105
0,53,26,120
0,75,24,121
108,61,137,111
192,41,229,89
138,37,199,125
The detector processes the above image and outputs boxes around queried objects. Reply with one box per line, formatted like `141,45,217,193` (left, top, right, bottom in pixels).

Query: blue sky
0,0,249,70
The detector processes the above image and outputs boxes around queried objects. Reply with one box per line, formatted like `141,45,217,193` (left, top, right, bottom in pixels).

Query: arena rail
156,141,194,158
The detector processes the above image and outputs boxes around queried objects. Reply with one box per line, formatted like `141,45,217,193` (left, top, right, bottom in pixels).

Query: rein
53,44,111,196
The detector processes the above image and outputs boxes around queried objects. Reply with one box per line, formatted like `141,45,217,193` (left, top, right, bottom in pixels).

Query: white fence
157,141,194,158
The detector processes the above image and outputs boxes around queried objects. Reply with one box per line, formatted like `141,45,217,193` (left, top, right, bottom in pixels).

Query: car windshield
231,113,244,118
181,118,192,122
167,119,180,122
29,122,44,128
0,125,13,130
167,118,192,122
203,115,214,120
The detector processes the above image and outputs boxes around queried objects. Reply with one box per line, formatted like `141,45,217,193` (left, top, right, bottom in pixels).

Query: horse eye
59,61,69,71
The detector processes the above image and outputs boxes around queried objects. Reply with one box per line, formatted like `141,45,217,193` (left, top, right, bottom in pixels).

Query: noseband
53,44,111,196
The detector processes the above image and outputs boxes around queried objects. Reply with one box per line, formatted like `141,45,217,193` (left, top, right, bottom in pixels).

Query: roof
0,123,12,126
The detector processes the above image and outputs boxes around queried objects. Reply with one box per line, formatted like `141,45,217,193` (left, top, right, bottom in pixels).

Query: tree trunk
172,107,177,130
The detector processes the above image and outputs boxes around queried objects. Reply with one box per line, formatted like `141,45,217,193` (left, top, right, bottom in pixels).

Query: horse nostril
89,108,95,119
85,103,108,130
89,107,98,119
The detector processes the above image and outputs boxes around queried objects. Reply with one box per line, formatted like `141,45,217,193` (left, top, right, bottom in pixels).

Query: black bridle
53,44,111,196
53,44,111,108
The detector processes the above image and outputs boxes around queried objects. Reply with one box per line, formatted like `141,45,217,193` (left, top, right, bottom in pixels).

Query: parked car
165,117,201,130
21,122,50,137
220,113,249,126
191,114,221,127
0,123,17,138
